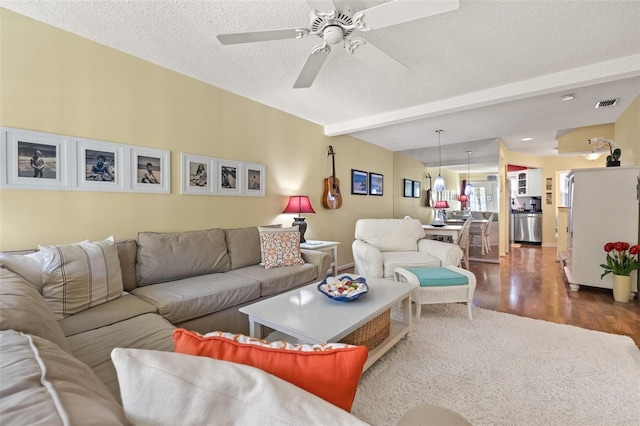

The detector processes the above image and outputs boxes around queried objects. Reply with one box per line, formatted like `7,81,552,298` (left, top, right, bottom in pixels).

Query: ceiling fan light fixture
323,26,344,44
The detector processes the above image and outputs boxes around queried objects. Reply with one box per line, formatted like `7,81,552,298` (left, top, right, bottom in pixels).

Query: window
558,171,569,207
470,187,486,211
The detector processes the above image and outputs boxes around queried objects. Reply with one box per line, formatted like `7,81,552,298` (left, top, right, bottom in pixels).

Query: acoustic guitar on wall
322,146,342,209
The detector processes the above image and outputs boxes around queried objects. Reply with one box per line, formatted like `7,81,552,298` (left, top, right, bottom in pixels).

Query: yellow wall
557,123,615,155
615,95,640,166
0,9,395,269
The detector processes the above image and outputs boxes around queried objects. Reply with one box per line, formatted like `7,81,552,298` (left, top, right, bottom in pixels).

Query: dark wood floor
469,245,640,347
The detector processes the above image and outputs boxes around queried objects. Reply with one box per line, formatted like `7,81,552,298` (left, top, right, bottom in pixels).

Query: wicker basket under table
340,309,390,350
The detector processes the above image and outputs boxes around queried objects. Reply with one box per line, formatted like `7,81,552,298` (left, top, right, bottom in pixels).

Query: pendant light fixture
433,130,445,192
464,150,473,196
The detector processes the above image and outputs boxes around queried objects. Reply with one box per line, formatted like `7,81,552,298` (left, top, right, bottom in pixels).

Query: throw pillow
111,348,368,425
40,236,124,319
0,251,44,293
258,227,305,269
1,330,127,425
172,329,368,412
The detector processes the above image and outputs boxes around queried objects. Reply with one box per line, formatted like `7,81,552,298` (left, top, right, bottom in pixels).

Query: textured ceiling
2,0,640,170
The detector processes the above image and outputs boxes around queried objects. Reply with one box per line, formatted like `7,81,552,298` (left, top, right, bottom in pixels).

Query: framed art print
369,172,383,196
412,180,421,198
243,162,265,197
403,179,413,197
351,169,368,195
1,127,70,190
76,138,125,191
181,153,213,195
217,159,241,195
131,147,170,193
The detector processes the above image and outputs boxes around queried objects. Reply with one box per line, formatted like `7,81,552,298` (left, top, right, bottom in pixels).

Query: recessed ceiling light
521,137,533,141
561,94,575,101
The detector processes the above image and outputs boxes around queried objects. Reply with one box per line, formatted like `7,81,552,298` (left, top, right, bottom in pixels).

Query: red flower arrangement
600,242,640,278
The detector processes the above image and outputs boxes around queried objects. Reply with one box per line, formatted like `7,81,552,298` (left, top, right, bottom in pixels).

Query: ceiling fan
217,0,460,88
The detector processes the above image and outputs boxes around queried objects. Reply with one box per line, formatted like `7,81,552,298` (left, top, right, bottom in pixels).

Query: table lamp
432,200,449,226
282,195,316,243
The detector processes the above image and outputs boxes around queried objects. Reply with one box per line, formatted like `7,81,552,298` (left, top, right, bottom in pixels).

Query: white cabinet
564,166,639,296
509,169,542,197
526,169,542,197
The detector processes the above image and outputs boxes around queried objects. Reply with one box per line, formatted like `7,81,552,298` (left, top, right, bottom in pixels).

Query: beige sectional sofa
0,226,334,424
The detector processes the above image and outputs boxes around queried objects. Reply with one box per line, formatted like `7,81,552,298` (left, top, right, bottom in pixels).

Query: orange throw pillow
172,329,368,412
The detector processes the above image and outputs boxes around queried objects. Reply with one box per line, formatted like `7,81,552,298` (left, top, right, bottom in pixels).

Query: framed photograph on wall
181,153,213,195
412,180,421,198
369,172,383,196
131,147,170,193
243,162,266,197
217,159,241,195
351,169,368,195
1,127,70,190
76,138,125,191
403,179,413,197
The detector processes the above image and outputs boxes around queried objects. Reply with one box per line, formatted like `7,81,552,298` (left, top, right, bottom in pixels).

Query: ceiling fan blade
217,28,304,45
306,0,336,12
347,40,408,76
293,47,330,88
355,0,459,30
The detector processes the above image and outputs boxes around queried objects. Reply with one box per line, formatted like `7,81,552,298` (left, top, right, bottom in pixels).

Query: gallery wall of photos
1,128,266,197
181,153,265,197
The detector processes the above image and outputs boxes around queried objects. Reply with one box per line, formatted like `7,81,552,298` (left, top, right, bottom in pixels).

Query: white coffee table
239,276,418,371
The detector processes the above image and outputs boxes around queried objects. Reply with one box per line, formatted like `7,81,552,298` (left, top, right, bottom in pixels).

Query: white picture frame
131,147,170,193
242,162,266,197
1,127,70,190
76,138,126,191
181,153,215,195
216,159,241,195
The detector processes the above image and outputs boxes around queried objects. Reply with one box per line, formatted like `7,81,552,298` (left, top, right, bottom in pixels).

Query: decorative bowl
317,275,369,302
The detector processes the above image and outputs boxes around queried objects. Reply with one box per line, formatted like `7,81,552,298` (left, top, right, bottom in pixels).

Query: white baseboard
337,263,354,273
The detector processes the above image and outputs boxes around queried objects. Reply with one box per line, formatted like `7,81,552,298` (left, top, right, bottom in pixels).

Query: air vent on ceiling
595,98,619,108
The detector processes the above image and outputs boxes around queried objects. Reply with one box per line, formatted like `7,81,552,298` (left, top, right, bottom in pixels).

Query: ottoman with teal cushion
394,266,476,320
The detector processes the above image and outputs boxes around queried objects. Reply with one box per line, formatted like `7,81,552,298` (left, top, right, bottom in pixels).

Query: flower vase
612,274,631,303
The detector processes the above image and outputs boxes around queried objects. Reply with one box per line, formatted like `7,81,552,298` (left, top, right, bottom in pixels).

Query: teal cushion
406,267,469,287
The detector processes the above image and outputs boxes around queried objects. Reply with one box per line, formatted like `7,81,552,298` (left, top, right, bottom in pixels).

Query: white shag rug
269,304,640,426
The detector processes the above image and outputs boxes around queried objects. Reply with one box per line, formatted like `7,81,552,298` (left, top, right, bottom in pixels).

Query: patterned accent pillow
258,229,305,269
173,329,368,412
40,237,124,319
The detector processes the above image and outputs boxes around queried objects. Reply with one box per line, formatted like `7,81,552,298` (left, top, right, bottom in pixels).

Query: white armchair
352,218,463,278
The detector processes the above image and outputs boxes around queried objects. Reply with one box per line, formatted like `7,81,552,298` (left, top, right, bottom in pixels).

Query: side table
300,240,340,277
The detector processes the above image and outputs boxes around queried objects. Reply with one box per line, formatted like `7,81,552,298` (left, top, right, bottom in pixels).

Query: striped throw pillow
40,237,124,319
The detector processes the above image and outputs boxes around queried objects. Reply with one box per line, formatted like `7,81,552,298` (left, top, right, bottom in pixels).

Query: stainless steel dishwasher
513,212,542,244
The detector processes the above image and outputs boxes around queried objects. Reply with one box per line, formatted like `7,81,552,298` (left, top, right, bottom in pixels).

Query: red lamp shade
282,196,316,215
434,200,450,209
458,194,469,202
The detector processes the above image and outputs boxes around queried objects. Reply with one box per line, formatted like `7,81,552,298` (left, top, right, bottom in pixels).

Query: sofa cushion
381,251,441,278
259,230,305,269
0,268,71,354
173,330,368,412
40,237,124,319
355,218,425,252
225,227,261,270
111,348,368,426
226,263,318,297
136,229,231,286
0,250,43,292
131,273,260,324
0,330,127,425
66,313,176,401
115,239,138,292
59,294,158,337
